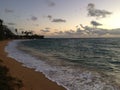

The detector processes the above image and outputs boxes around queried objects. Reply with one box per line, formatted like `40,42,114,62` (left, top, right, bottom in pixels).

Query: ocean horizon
5,38,120,90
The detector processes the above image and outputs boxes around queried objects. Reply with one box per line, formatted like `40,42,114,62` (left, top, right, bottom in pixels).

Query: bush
0,59,23,90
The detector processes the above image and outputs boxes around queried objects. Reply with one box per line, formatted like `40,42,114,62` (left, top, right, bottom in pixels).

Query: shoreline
0,40,66,90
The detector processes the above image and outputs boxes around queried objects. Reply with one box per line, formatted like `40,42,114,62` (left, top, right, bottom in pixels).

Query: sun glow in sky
0,0,120,38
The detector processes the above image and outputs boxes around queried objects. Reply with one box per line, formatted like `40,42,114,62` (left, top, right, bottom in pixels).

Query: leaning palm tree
0,19,4,40
0,19,3,26
15,29,18,35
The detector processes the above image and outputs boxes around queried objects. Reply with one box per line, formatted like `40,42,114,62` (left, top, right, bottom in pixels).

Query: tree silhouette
24,31,33,36
0,19,4,40
21,31,24,34
0,18,44,40
3,25,14,39
0,19,3,26
15,29,18,35
0,19,15,40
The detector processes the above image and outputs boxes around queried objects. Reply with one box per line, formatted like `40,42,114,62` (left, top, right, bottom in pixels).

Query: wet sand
0,40,66,90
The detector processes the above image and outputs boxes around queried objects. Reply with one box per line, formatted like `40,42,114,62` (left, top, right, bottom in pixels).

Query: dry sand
0,40,66,90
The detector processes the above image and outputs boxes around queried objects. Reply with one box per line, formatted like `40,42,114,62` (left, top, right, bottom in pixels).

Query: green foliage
0,59,23,90
0,18,44,40
0,19,15,40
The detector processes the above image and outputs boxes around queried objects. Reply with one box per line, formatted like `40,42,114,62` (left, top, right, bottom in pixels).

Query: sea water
5,38,120,90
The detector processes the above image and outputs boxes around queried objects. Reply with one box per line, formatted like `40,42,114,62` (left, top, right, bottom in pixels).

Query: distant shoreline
0,40,66,90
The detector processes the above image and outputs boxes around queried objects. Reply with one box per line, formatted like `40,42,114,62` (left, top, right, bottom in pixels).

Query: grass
0,59,23,90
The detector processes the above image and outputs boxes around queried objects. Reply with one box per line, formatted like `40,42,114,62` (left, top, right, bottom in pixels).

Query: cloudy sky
0,0,120,38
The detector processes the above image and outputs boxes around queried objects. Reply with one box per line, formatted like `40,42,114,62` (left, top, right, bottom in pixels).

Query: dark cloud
45,0,55,7
7,22,16,25
19,28,24,30
31,16,38,21
108,29,120,35
80,24,85,29
46,15,66,23
41,29,50,32
53,27,120,38
80,24,93,31
92,29,108,36
33,24,39,26
87,3,112,18
76,28,82,32
45,27,50,29
64,30,75,35
47,15,52,20
5,8,14,13
55,31,64,34
87,28,120,36
79,26,120,36
77,28,106,37
52,18,66,23
91,21,102,26
75,25,79,28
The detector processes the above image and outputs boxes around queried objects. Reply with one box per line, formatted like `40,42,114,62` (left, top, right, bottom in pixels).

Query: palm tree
0,19,4,40
21,31,24,35
0,19,16,40
3,25,14,39
15,29,18,35
0,19,3,26
29,31,34,36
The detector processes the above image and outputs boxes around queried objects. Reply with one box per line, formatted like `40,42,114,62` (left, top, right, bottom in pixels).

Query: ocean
5,38,120,90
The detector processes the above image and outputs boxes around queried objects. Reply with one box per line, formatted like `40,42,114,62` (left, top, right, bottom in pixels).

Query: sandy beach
0,40,66,90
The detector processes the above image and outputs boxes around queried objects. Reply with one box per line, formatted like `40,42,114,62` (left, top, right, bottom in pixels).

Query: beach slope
0,40,66,90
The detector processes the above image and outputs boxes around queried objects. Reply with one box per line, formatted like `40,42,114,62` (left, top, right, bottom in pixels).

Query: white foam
5,40,119,90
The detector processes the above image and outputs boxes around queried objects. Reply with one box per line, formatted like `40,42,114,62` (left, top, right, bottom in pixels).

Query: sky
0,0,120,38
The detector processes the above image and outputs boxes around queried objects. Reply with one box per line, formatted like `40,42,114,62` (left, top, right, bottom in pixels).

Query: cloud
91,21,102,26
5,8,14,13
55,31,64,34
40,29,50,32
33,24,39,26
46,15,67,23
7,22,16,25
76,28,82,32
78,25,108,36
45,0,55,7
108,29,120,35
79,26,120,36
54,30,73,38
87,3,112,18
19,28,24,30
47,15,52,20
45,27,50,29
64,30,75,35
93,29,108,36
52,18,66,23
31,16,38,21
53,26,120,38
